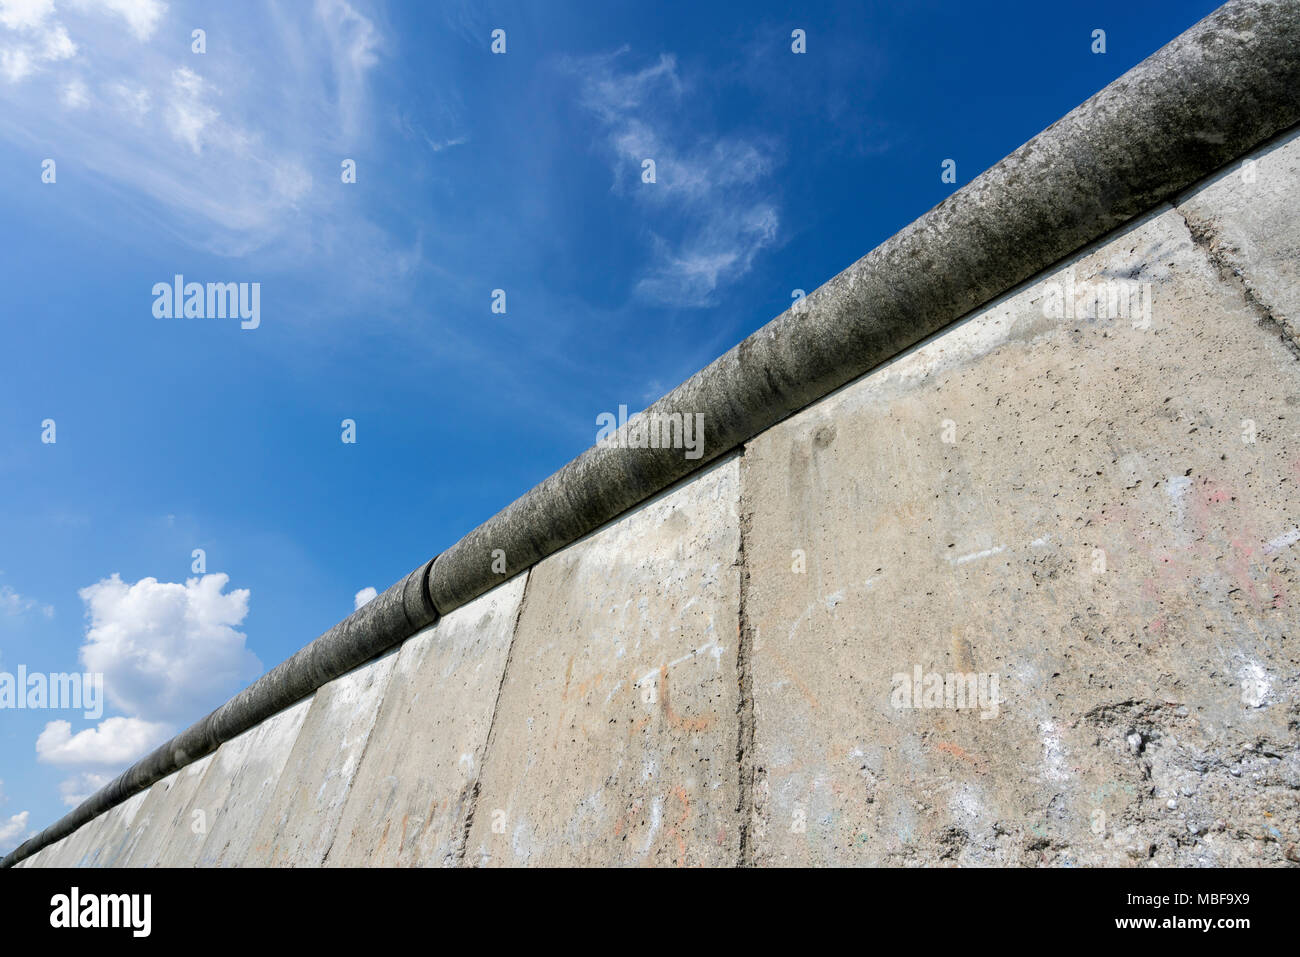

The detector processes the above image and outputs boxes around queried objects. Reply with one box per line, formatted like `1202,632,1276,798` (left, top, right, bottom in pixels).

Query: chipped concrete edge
5,0,1298,869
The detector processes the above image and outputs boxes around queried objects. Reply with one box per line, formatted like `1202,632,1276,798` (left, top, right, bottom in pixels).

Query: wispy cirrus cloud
0,582,53,620
564,48,781,308
0,0,411,277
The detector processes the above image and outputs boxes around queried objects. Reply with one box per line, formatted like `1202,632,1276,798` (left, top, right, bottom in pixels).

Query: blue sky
0,0,1220,848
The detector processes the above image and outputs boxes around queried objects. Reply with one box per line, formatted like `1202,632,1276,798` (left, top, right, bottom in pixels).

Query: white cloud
166,66,217,153
69,0,166,41
353,586,377,610
0,810,30,853
36,716,170,766
566,49,780,307
423,133,466,153
23,572,259,812
636,205,778,307
0,0,74,82
77,573,261,723
60,74,86,106
106,79,148,117
0,0,56,31
0,0,390,261
576,51,681,124
57,771,113,807
316,0,379,138
0,583,53,619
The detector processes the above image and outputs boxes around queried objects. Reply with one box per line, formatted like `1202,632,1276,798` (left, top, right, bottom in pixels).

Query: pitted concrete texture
180,698,312,867
1177,127,1300,355
327,574,528,866
465,457,743,866
742,155,1300,864
244,651,398,866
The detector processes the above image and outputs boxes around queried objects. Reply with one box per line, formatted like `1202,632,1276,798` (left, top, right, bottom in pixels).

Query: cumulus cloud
0,810,30,853
37,716,171,766
0,780,31,853
353,586,377,610
17,572,260,818
77,573,262,723
565,48,781,307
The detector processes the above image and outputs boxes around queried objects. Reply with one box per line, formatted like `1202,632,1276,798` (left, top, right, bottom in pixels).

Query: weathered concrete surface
178,699,311,867
35,799,116,867
101,758,211,867
38,788,147,867
105,776,181,867
22,825,79,868
85,789,152,868
327,574,528,866
1177,126,1300,356
243,651,398,866
743,140,1300,865
465,457,742,866
13,79,1300,879
20,834,66,868
9,1,1300,872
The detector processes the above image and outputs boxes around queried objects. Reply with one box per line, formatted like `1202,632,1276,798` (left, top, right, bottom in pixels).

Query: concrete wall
24,126,1300,869
743,128,1300,866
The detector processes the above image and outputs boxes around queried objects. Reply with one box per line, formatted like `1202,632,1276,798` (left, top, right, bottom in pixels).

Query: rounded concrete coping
4,0,1298,868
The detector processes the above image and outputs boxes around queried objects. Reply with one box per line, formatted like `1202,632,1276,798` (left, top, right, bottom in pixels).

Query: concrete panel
25,829,77,868
327,573,528,866
23,833,69,868
82,789,151,868
243,651,398,866
109,756,213,867
111,771,191,867
743,203,1300,866
1177,126,1300,352
180,699,312,867
41,802,117,868
466,457,743,866
27,832,74,868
